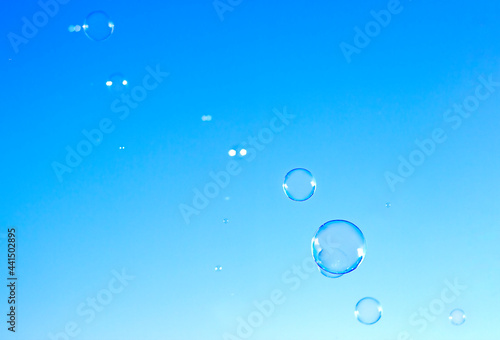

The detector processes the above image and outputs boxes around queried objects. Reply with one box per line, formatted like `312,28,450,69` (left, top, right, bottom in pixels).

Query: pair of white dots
228,149,247,157
106,80,128,86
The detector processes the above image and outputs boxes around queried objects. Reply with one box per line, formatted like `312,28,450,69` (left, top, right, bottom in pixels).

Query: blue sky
1,0,500,339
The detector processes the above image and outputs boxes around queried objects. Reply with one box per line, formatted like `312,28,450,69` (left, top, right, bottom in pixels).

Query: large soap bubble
311,220,366,275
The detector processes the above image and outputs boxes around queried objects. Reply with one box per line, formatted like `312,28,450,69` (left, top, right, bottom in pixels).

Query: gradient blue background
1,0,500,339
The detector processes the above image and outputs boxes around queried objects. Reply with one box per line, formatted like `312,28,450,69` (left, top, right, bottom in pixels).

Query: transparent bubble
201,115,212,121
311,220,366,275
385,202,391,208
223,218,229,224
449,309,466,325
318,266,343,279
68,25,75,32
215,266,222,271
355,297,382,325
106,73,128,95
228,149,236,157
283,168,316,201
83,11,114,41
239,149,247,156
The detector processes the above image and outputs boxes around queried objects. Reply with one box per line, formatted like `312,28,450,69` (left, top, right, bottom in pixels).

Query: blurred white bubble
228,149,236,157
239,149,247,156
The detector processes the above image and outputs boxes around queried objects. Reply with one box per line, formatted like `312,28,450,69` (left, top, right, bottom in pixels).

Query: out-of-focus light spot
119,146,125,150
385,202,391,208
122,80,128,85
74,25,81,32
201,115,212,121
228,149,236,157
106,81,113,86
68,25,75,32
239,149,247,156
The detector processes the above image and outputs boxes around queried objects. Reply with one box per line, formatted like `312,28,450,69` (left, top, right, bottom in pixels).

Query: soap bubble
355,297,382,325
228,149,236,157
223,218,229,224
106,73,128,95
83,11,114,41
311,220,366,275
449,309,466,325
283,168,316,201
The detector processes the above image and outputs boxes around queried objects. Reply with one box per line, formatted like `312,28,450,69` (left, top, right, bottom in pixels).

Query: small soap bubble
223,218,229,224
106,73,128,95
355,297,382,325
74,25,81,32
385,202,391,208
449,309,466,325
283,168,316,201
201,115,212,121
215,266,223,271
311,220,366,275
83,11,114,41
228,149,236,157
68,25,75,32
239,149,247,156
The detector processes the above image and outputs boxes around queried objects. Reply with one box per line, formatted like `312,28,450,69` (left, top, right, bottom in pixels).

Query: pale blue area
1,0,500,339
